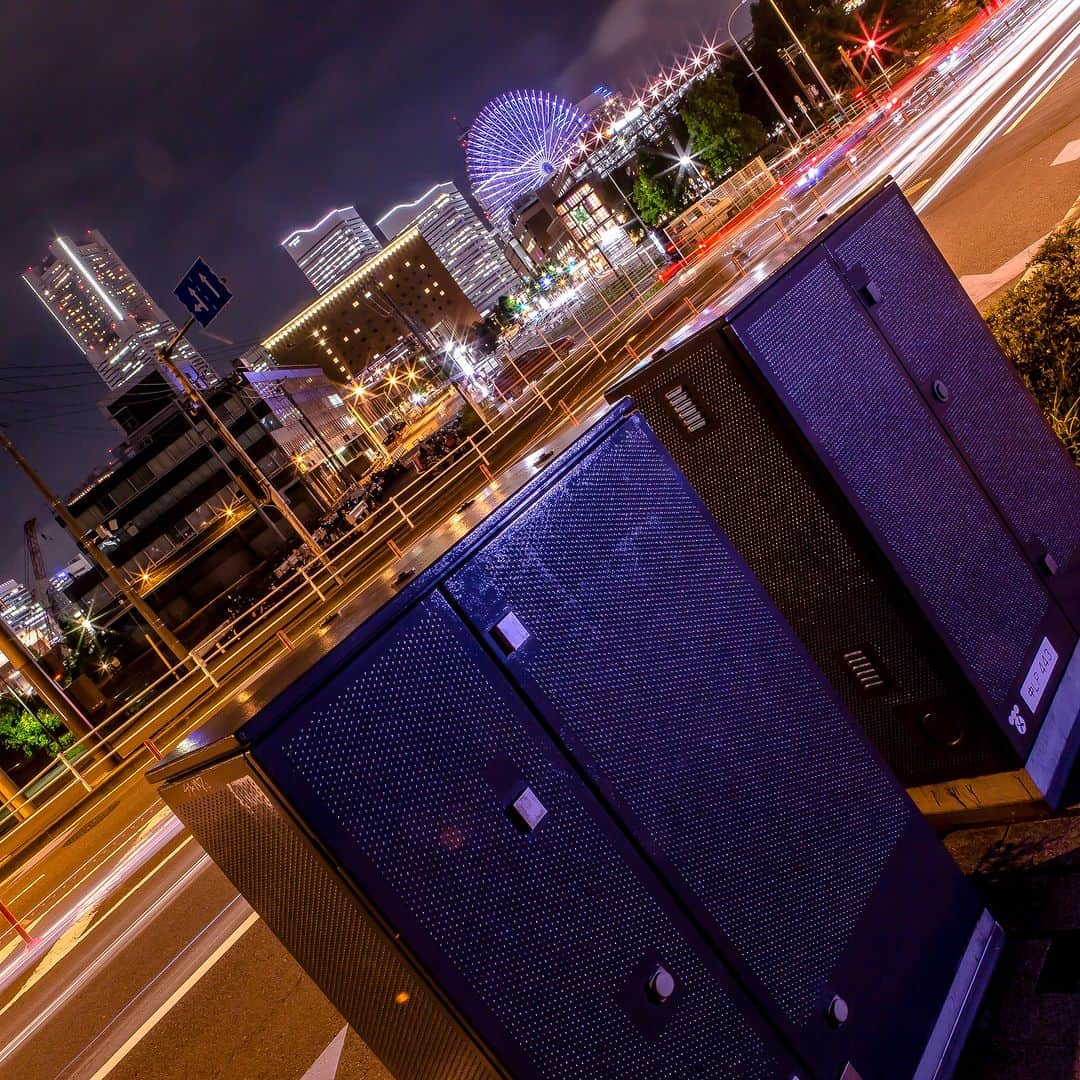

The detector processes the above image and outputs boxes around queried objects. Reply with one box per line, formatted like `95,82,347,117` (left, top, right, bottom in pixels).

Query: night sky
2,0,734,584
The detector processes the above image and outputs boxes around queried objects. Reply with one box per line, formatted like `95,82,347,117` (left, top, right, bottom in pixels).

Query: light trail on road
913,0,1080,208
2,5,1074,1075
0,851,212,1069
0,808,183,994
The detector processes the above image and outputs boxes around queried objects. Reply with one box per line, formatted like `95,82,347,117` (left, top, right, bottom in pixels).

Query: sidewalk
948,813,1080,1077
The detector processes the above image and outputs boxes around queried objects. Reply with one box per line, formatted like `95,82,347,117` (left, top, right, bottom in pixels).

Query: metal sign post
167,260,339,581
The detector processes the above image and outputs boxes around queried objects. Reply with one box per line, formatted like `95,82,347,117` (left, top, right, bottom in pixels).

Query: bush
986,223,1080,462
0,699,73,758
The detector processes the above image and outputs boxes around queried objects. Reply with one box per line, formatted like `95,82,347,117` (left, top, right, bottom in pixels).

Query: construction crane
23,518,72,641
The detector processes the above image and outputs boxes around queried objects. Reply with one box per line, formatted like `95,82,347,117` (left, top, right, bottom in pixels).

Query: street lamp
763,0,841,109
864,38,892,86
674,144,709,187
727,0,801,141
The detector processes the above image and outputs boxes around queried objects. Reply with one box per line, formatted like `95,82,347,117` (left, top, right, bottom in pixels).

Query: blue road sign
174,258,232,327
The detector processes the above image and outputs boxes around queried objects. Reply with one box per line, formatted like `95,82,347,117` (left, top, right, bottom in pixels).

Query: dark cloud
1,0,722,582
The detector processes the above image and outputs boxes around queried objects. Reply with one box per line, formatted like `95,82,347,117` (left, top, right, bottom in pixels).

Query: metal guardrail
0,0,1047,861
0,271,666,855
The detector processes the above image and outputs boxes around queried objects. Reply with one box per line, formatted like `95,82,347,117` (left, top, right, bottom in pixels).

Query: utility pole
728,0,801,142
779,45,824,114
0,616,107,758
838,45,867,89
764,0,841,108
155,322,335,575
0,430,190,663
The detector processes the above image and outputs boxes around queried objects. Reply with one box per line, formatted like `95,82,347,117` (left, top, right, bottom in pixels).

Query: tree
679,72,767,179
744,0,861,122
631,149,683,226
987,223,1080,462
881,0,982,52
0,697,73,758
495,294,522,325
472,317,499,354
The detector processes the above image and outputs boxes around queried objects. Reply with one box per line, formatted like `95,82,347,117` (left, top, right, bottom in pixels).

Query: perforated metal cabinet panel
607,333,1012,787
252,592,792,1080
729,247,1069,751
158,755,497,1080
444,415,980,1079
824,186,1080,580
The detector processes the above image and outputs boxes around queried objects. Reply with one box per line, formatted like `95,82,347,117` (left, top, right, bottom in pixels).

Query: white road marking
1003,56,1076,135
6,874,43,906
0,855,212,1067
1051,137,1080,165
0,817,187,995
88,909,260,1079
959,233,1050,304
302,1024,349,1080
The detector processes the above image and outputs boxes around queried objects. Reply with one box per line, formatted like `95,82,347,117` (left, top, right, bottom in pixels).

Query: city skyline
0,0,743,583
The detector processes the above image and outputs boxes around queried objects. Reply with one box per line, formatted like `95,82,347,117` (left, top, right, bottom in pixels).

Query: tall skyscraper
0,578,56,651
376,182,520,317
24,230,216,395
23,230,216,393
282,207,382,295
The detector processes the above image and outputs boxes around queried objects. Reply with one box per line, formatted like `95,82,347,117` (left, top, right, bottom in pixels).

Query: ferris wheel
466,90,590,234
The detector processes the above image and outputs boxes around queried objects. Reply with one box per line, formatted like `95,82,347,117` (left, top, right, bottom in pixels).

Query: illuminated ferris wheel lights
466,90,589,231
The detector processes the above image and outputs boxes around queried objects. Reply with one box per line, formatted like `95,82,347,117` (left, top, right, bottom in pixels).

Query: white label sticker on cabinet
1020,637,1058,714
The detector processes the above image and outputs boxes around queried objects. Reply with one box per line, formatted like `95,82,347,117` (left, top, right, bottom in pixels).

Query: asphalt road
1,1,1077,1075
916,7,1080,301
0,240,715,1080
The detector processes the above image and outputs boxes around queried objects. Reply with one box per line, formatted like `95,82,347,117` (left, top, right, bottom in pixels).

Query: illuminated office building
377,182,520,316
0,578,54,651
282,207,383,295
263,227,479,383
23,230,215,393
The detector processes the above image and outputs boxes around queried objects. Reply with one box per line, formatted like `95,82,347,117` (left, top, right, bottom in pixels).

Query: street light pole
728,0,801,142
865,40,892,86
0,430,190,663
764,0,841,107
155,321,335,577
